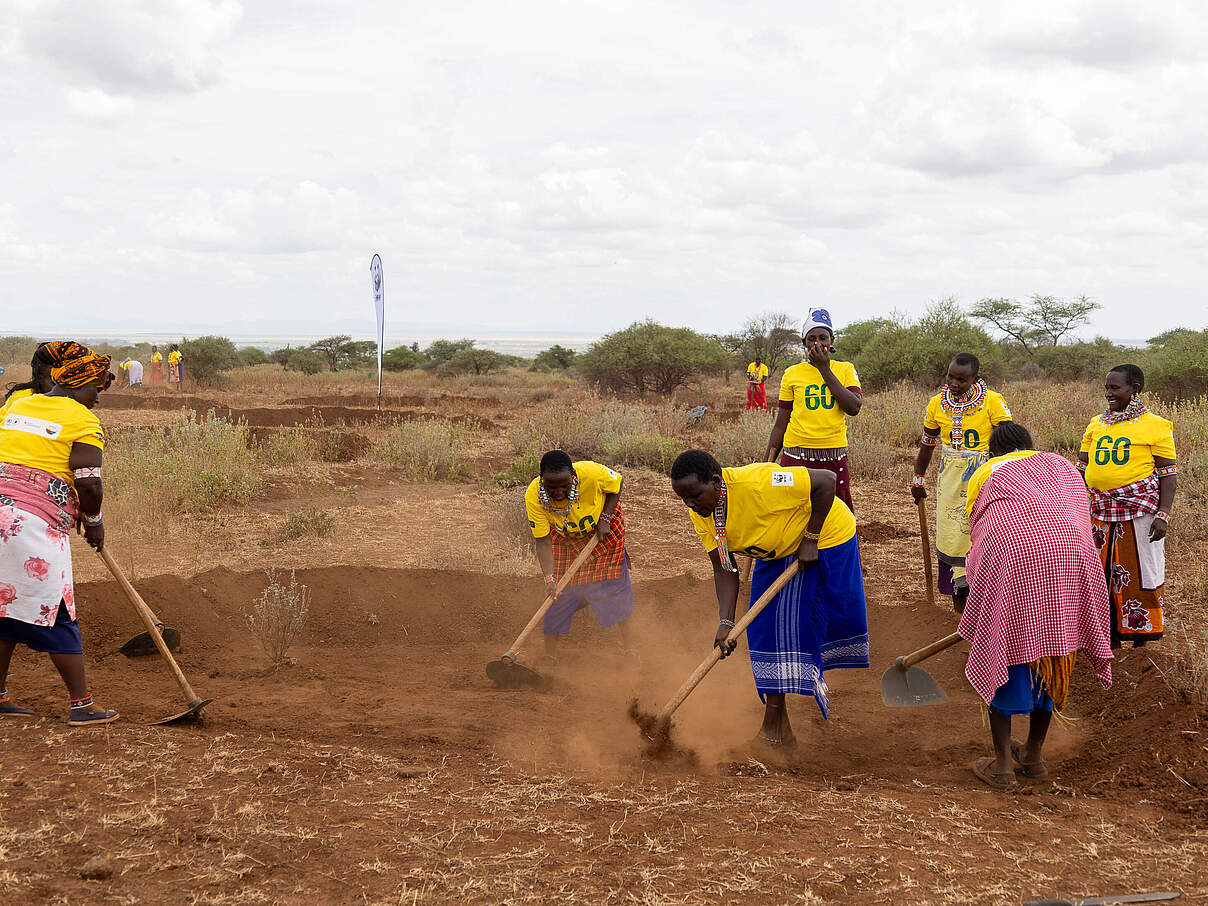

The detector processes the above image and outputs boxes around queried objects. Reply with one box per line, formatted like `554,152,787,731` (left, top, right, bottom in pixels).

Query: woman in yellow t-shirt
745,356,769,411
150,345,164,385
670,450,868,747
0,351,118,725
0,340,92,422
167,344,184,388
521,451,633,660
910,353,1013,613
765,308,863,510
1078,364,1177,648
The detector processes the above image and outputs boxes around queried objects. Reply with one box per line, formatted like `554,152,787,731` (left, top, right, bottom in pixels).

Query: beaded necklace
1101,395,1148,426
939,378,987,448
713,481,738,573
538,473,580,512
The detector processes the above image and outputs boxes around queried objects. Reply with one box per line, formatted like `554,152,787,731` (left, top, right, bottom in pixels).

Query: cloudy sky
2,0,1206,341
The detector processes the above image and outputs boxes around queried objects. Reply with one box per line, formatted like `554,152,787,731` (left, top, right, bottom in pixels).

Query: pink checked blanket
959,451,1112,704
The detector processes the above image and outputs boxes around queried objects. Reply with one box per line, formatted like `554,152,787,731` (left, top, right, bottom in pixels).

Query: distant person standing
150,346,164,385
745,355,769,410
167,345,183,389
765,309,862,510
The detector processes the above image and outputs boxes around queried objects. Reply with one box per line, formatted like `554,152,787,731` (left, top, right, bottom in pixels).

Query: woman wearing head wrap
911,354,1013,613
167,344,184,389
150,346,164,385
0,352,119,725
524,451,634,659
0,340,92,421
1078,364,1177,649
765,309,862,509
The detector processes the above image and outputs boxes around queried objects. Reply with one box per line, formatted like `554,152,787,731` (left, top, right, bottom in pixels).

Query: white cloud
18,0,241,94
64,87,135,120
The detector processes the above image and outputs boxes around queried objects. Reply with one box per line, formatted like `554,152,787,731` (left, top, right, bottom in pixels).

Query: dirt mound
283,393,503,409
1060,654,1208,815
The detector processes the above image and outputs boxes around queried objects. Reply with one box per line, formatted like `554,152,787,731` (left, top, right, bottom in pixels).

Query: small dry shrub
246,568,310,667
1157,616,1208,704
276,507,334,542
256,425,321,466
370,418,474,479
710,411,771,465
848,433,898,480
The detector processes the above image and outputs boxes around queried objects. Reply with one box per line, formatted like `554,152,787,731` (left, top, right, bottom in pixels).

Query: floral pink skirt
0,463,78,627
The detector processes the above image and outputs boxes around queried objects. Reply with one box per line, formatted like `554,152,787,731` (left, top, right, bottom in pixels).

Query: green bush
283,348,326,375
236,346,270,367
423,338,476,368
577,320,728,394
1144,329,1208,400
532,345,577,370
449,347,506,375
854,300,1001,389
179,335,238,387
1030,337,1126,382
383,343,426,371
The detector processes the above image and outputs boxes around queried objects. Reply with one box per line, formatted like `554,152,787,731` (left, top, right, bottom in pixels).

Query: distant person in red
745,356,769,410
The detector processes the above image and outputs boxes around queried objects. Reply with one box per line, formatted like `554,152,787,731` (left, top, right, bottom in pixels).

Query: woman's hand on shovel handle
83,521,104,552
544,577,559,601
714,624,737,658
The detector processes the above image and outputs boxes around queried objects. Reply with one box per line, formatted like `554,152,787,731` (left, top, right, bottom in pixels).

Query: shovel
651,560,799,728
1023,893,1180,906
486,535,599,688
119,603,181,658
99,548,213,725
880,631,963,707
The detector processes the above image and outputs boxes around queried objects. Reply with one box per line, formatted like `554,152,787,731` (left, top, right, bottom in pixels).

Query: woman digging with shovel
669,451,868,747
0,351,119,725
523,451,634,662
960,423,1112,790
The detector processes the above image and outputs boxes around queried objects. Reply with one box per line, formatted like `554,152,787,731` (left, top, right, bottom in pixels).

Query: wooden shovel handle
502,535,600,661
99,548,202,704
656,559,800,724
917,497,935,606
896,631,963,670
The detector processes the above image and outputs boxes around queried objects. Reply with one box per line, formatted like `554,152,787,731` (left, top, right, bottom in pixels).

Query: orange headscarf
34,340,91,366
51,353,112,388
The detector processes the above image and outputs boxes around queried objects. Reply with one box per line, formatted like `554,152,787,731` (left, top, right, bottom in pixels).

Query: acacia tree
734,311,799,377
969,295,1100,355
578,320,727,394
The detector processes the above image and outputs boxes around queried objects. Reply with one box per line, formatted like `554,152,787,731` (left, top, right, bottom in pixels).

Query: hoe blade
120,627,182,658
881,663,948,708
485,658,544,689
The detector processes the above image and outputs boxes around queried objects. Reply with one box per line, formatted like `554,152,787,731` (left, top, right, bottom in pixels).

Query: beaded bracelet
802,529,821,542
1155,511,1169,522
718,618,735,628
911,474,926,488
543,573,555,583
82,512,103,526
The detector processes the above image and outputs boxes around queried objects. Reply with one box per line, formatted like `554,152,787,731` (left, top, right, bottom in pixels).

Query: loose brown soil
3,390,1206,905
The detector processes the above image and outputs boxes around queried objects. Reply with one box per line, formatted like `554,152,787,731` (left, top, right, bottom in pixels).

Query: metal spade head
120,627,181,658
485,657,544,689
151,697,213,726
881,662,948,707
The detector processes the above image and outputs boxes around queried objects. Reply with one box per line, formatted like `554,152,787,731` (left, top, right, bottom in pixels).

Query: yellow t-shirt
0,388,35,422
168,350,182,364
1080,411,1176,492
152,351,163,363
966,450,1038,518
0,394,105,483
778,360,861,448
746,362,769,383
923,389,1012,452
688,462,856,560
525,460,623,539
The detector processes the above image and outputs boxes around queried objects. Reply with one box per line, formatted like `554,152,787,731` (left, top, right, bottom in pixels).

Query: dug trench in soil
26,563,1197,810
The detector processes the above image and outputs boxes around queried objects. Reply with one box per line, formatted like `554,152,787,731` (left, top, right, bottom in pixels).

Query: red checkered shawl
959,452,1112,704
551,502,627,587
1088,473,1159,522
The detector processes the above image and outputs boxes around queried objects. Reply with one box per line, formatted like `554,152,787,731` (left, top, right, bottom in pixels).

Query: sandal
1010,739,1049,779
0,701,35,717
972,756,1017,791
67,699,120,726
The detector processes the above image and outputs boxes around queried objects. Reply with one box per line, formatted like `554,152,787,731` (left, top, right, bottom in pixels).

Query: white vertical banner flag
369,254,385,409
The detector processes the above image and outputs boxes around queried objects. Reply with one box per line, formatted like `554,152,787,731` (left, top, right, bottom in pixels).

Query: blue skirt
0,600,83,654
748,536,870,717
543,561,634,635
989,663,1055,715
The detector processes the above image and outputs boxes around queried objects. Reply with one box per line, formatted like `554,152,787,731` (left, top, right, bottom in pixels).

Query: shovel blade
486,658,544,689
120,627,181,658
881,664,948,707
151,698,213,726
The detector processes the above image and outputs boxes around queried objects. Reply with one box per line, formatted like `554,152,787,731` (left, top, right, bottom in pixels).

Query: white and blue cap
802,308,834,339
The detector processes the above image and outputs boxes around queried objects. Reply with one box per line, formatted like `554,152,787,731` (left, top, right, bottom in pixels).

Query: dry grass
369,417,476,480
275,507,334,542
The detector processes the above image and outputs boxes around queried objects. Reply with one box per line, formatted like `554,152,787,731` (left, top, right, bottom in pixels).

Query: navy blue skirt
0,601,83,654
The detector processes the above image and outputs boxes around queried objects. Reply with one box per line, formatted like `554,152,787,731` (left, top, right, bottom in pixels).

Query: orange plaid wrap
552,503,627,587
